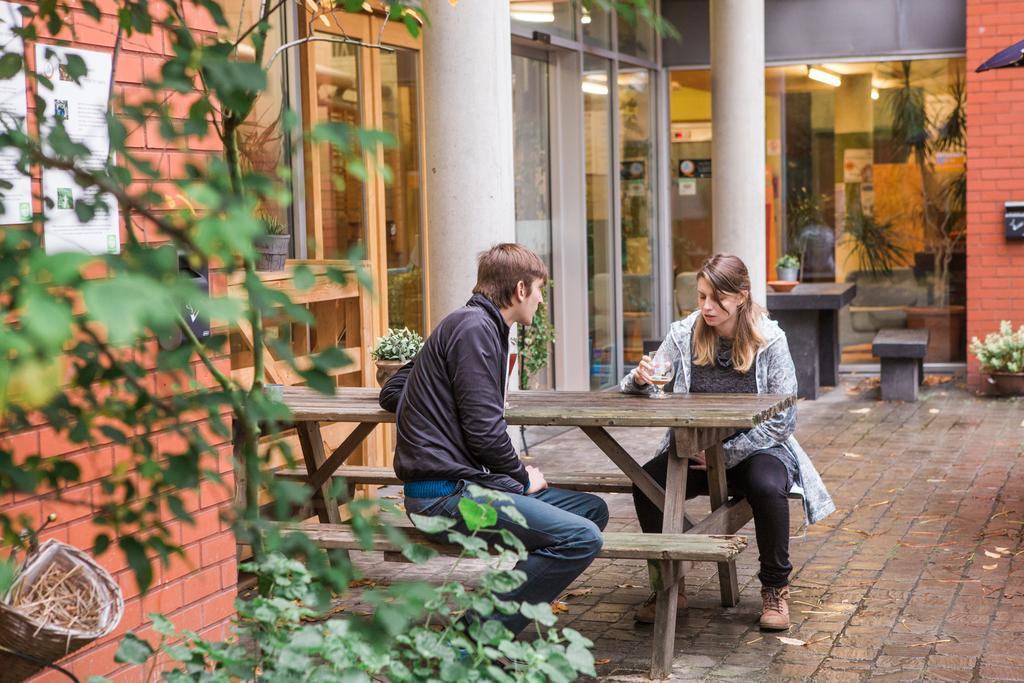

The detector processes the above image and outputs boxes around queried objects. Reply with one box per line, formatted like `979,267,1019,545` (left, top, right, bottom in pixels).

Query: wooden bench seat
872,329,929,401
271,521,748,563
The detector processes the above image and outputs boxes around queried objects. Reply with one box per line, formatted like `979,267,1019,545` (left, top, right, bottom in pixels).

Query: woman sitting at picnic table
621,253,834,630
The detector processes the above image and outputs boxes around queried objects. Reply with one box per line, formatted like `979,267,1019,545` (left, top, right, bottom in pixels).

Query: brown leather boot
634,585,687,624
759,585,790,630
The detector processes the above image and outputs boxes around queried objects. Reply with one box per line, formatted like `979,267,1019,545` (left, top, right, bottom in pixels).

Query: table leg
648,431,691,679
705,442,739,607
296,421,344,525
818,309,840,387
772,309,820,400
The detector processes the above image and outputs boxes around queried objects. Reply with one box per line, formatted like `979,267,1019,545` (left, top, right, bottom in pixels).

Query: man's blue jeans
404,483,609,635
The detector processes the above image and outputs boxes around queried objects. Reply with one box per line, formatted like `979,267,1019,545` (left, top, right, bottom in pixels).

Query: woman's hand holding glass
637,351,673,399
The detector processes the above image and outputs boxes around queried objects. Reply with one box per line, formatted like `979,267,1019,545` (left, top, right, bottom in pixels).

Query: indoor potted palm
970,320,1024,395
370,327,424,386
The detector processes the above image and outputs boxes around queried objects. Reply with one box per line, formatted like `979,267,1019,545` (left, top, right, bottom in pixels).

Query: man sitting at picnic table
379,243,609,637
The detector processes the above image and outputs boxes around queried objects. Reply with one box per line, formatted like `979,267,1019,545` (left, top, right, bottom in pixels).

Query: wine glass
648,352,674,399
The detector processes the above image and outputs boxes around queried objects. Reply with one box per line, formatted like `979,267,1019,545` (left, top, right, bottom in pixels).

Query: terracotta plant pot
254,234,290,272
988,372,1024,396
375,359,405,386
903,305,967,362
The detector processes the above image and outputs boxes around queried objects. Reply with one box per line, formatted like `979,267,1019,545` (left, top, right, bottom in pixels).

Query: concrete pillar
422,0,516,327
710,0,766,305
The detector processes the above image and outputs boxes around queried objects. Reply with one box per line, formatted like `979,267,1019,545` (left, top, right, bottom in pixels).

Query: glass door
302,11,428,335
512,47,555,388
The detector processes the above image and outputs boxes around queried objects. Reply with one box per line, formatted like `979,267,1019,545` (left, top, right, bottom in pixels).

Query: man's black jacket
379,293,529,494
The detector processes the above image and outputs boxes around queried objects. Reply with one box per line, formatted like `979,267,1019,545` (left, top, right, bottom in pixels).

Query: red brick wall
966,0,1024,388
1,4,237,682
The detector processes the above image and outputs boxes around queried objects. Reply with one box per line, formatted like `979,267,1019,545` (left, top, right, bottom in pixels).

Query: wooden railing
228,260,387,475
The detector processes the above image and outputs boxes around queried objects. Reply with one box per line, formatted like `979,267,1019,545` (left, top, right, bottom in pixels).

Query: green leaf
114,632,155,664
458,497,497,532
519,601,557,626
401,543,438,564
83,274,175,344
150,613,177,637
19,288,72,350
0,53,22,79
292,264,315,290
409,513,456,535
0,558,16,595
119,536,153,593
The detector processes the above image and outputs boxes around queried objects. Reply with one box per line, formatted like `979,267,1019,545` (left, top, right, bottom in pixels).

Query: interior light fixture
581,7,592,24
871,88,880,100
581,81,609,95
806,66,841,88
511,2,556,23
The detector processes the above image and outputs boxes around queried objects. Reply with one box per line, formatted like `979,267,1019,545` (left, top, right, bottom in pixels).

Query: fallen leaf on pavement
777,636,806,646
983,563,998,570
928,408,940,414
616,583,642,589
551,601,569,614
849,408,871,414
745,636,763,644
349,579,378,588
595,658,611,665
922,375,952,386
843,452,862,458
560,588,592,600
985,551,1002,559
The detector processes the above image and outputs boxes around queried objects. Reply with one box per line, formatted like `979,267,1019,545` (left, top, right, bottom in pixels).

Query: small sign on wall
1005,201,1024,241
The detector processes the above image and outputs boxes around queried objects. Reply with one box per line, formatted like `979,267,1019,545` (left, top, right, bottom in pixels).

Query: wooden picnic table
268,386,794,678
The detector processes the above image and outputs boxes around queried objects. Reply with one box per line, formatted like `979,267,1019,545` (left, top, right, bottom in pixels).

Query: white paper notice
0,2,31,223
37,44,119,254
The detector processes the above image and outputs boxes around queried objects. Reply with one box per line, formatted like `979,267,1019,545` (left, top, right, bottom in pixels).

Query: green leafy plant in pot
371,327,424,385
775,254,800,282
254,212,290,272
970,320,1024,395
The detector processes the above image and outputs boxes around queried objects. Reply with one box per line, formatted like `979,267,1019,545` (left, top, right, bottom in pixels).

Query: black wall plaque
1005,201,1024,241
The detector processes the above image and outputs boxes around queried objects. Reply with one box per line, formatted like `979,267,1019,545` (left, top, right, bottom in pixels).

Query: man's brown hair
473,243,549,308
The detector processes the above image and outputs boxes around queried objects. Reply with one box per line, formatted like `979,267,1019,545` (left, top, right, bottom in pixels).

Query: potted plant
518,283,555,390
775,254,800,282
370,327,424,385
841,207,906,278
254,213,290,272
970,320,1024,395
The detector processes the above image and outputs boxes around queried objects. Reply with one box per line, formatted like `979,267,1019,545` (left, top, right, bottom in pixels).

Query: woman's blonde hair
692,254,765,373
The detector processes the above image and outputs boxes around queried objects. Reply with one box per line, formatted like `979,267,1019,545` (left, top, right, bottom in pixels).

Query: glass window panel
510,1,575,41
667,69,713,318
314,39,365,258
512,52,554,387
381,48,426,335
668,57,967,363
618,68,656,365
583,55,616,389
581,4,611,49
223,0,290,238
617,13,655,61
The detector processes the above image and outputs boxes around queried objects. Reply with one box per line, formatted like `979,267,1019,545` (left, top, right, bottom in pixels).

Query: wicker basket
0,540,124,682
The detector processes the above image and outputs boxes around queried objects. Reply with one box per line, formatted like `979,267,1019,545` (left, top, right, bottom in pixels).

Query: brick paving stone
320,378,1023,680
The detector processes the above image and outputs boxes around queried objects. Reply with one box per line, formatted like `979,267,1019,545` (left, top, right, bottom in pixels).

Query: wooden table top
272,386,795,429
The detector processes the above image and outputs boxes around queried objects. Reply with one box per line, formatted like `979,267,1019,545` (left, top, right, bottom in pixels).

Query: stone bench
872,329,929,401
